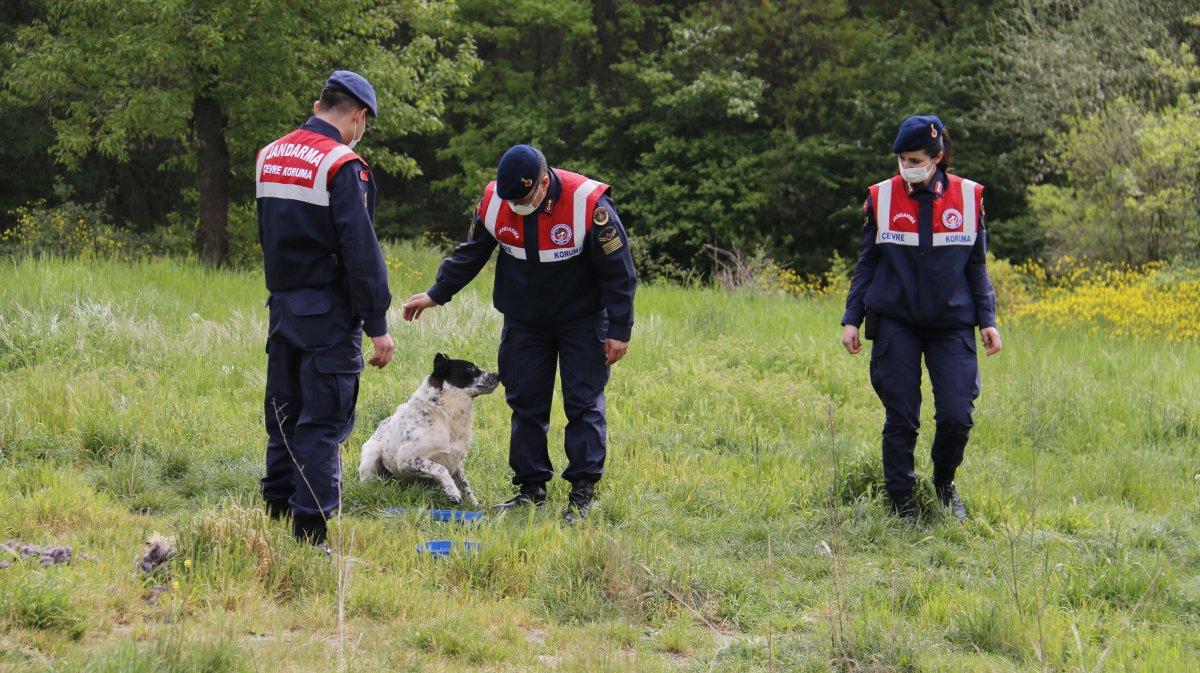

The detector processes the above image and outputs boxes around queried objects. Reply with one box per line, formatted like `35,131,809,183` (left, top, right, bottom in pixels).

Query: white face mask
507,178,547,216
898,159,935,184
347,113,364,150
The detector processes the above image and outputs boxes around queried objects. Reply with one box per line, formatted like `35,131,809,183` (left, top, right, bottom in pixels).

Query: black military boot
292,512,328,545
934,481,968,523
887,489,917,520
265,498,291,522
492,483,547,512
563,481,596,525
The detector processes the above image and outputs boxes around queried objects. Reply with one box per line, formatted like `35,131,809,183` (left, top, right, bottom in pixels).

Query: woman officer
840,115,1002,521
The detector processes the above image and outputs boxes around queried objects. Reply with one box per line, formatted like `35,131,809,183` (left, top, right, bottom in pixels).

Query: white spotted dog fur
358,353,500,506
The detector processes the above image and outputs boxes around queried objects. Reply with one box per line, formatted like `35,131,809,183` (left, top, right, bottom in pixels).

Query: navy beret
893,115,944,154
496,144,544,200
325,70,377,117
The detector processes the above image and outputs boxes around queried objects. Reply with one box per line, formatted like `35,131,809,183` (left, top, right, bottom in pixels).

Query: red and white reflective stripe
874,179,918,247
481,188,527,260
933,179,979,247
256,145,354,207
538,178,602,262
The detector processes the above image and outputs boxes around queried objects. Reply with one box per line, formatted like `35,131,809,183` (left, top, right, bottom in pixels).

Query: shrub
1,184,191,262
1011,258,1200,341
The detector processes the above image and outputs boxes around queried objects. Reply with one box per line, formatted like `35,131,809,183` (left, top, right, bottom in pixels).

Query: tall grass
0,246,1198,671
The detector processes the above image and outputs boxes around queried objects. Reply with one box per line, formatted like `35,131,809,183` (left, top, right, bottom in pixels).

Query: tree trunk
193,93,230,265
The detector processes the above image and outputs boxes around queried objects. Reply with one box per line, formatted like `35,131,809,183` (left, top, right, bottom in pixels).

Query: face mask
899,159,935,184
347,113,364,150
508,179,547,216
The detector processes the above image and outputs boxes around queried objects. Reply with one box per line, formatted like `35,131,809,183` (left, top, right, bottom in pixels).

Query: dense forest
2,0,1198,276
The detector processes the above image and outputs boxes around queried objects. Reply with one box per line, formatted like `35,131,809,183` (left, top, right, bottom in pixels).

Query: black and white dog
357,353,500,505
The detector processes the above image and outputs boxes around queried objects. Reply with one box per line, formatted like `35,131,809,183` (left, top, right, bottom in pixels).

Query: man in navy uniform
402,144,637,523
255,70,395,544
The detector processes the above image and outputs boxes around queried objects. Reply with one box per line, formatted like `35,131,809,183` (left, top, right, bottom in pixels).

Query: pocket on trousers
309,352,363,421
593,322,609,344
870,331,891,360
315,352,364,375
290,293,331,317
959,331,978,355
956,332,981,400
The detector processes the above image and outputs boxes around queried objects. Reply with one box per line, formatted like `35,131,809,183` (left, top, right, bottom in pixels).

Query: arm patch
597,224,623,254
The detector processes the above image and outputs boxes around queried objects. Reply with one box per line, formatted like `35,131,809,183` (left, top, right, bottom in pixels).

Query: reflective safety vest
869,174,982,248
478,170,609,263
255,129,366,206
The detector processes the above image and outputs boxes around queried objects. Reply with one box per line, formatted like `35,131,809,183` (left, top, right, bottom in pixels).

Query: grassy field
1,244,1198,672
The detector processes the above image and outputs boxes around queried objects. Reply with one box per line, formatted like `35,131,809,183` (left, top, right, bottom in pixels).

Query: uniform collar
540,168,563,214
299,116,344,144
903,169,947,199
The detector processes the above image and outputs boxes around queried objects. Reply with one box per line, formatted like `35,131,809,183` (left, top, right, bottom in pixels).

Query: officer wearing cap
841,115,1003,522
402,144,637,523
255,70,394,544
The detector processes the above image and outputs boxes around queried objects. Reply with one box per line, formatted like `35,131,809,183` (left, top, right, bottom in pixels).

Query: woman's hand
980,326,1002,356
842,324,862,355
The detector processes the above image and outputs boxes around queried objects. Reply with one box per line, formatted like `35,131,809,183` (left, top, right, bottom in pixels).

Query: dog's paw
443,487,463,505
466,492,480,507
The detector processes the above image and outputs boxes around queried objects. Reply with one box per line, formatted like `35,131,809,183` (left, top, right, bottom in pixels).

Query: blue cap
893,115,944,154
495,144,543,200
324,70,377,117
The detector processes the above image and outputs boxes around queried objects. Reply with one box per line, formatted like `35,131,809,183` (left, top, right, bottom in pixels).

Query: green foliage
1,182,192,260
982,0,1200,260
7,0,478,177
4,0,1200,272
1030,91,1200,263
4,0,480,262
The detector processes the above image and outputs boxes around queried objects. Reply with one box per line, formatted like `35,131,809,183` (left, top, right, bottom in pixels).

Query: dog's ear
430,353,448,389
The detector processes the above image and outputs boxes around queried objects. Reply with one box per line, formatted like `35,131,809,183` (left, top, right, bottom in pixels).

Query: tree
6,0,479,264
980,0,1200,259
1029,48,1200,263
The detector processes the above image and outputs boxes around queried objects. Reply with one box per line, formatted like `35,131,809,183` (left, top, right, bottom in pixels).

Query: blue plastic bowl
418,540,481,558
383,508,484,524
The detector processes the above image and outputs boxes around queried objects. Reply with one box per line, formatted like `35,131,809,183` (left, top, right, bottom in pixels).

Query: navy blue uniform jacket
427,169,637,342
257,117,391,337
842,170,997,331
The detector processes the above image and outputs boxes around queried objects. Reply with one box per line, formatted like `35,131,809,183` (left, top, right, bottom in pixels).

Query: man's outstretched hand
402,293,438,321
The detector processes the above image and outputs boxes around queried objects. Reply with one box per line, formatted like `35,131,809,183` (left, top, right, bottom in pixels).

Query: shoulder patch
599,224,624,255
593,207,610,226
359,169,370,182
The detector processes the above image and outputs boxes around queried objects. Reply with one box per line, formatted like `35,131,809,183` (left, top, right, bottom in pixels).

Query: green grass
1,244,1198,672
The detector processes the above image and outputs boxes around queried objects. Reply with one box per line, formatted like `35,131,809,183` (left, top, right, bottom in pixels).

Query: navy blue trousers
869,316,980,492
498,317,610,486
261,287,364,517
